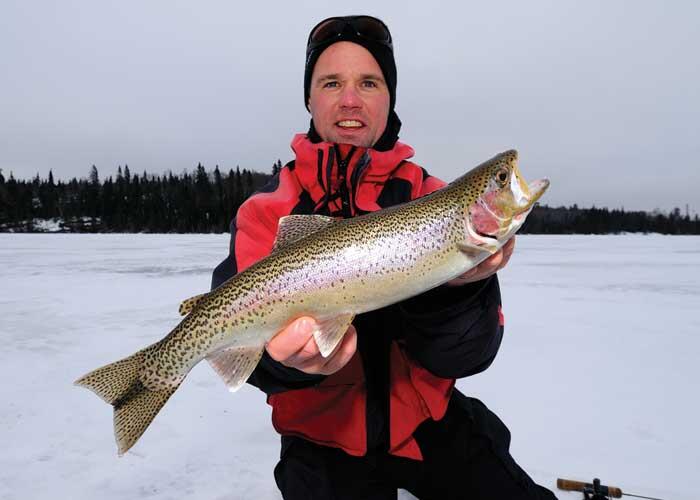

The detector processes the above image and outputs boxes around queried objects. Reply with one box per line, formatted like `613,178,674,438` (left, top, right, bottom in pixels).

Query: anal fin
205,345,264,392
313,313,355,358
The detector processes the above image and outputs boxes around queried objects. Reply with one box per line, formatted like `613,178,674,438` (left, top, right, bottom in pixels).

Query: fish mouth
528,178,550,204
470,177,550,240
514,178,550,217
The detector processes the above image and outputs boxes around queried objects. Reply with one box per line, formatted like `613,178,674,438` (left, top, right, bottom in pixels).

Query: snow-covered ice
0,234,697,500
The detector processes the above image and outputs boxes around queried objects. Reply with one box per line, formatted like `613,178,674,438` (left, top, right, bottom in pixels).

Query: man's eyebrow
314,73,386,83
359,73,385,82
315,73,341,83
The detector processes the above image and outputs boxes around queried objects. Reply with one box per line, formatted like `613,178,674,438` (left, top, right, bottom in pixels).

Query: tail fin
75,345,181,455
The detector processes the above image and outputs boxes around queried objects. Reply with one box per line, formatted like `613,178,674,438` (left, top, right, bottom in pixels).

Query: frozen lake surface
0,234,698,500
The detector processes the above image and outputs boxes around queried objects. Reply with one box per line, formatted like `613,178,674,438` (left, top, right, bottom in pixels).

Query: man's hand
266,317,357,375
447,236,516,286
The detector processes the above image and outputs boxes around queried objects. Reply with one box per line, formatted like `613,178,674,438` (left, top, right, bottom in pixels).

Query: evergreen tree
0,169,8,220
234,166,243,208
244,170,254,199
194,163,212,232
272,159,283,175
87,165,100,220
213,166,224,231
89,165,99,185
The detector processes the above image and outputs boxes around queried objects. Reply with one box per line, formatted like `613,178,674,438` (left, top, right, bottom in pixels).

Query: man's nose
339,86,362,108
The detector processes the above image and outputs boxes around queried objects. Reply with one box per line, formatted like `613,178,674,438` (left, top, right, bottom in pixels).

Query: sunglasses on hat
306,15,393,56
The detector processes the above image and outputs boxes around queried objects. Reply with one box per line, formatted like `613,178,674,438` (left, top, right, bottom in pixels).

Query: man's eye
362,80,377,88
323,81,339,88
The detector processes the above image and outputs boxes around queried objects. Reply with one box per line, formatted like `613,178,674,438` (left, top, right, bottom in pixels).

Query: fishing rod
557,478,665,500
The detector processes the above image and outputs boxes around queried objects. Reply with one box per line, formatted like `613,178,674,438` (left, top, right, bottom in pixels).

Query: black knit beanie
304,17,401,151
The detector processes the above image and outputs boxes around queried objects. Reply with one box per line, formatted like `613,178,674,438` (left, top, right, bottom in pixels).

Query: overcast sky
1,0,698,212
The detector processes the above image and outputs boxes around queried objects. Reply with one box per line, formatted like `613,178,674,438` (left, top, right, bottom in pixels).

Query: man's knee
415,393,557,500
274,438,330,500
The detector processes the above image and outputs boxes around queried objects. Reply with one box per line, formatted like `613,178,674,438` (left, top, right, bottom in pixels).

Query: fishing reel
557,478,664,500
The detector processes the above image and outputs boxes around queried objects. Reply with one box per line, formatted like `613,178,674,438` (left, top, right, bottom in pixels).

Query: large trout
76,150,548,454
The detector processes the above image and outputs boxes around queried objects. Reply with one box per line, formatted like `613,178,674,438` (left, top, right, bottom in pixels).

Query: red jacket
211,134,505,460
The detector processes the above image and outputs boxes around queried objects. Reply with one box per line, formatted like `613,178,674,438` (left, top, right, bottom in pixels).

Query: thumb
267,316,319,361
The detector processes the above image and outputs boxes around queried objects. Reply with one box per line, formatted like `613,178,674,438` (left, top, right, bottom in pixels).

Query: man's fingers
280,335,323,368
282,325,357,374
482,248,504,270
483,236,515,271
267,317,357,376
496,237,516,271
293,325,356,372
446,252,498,286
266,316,319,362
502,236,515,257
448,236,517,286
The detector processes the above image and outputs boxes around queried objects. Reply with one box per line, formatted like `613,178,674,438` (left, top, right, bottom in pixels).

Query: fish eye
495,167,509,186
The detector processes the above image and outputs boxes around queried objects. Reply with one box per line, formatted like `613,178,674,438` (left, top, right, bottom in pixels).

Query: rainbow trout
76,150,549,454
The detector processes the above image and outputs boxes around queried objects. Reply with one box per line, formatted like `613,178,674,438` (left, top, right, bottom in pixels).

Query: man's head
303,16,401,150
307,42,389,148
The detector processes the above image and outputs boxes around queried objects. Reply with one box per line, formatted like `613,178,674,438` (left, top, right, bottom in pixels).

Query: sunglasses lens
310,19,344,44
307,16,392,54
353,16,390,43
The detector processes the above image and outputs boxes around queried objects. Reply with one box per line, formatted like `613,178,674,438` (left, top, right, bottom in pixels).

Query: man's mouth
336,120,365,129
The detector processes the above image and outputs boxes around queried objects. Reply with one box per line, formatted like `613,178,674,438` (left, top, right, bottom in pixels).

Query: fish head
457,150,549,247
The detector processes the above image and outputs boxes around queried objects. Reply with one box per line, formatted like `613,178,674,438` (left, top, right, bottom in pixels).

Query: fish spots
145,150,521,393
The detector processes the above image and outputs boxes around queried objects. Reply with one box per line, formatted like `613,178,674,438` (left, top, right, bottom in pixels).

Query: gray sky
1,0,698,212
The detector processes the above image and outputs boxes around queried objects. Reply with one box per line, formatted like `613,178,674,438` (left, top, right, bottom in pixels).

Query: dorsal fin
178,292,208,316
272,214,336,252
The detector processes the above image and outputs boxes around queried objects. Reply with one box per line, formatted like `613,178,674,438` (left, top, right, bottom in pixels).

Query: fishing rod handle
557,478,623,498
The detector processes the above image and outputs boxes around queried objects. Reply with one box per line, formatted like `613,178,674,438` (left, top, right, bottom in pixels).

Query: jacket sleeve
210,168,326,395
396,276,504,379
394,166,505,379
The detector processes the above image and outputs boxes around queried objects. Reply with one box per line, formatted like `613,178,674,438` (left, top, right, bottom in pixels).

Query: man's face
308,42,390,148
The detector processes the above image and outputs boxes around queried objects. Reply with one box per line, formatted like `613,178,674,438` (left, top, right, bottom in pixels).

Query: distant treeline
0,164,698,234
0,163,278,233
520,204,699,235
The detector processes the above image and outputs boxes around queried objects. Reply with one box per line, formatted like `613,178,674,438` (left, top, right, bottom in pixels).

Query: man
212,15,555,500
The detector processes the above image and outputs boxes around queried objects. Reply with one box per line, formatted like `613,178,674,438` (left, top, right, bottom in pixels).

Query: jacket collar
290,133,415,213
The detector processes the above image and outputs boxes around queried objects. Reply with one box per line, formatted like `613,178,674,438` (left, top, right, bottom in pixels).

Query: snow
0,233,697,500
30,218,64,232
0,218,102,233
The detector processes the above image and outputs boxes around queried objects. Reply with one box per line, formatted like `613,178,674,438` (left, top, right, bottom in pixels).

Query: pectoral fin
313,313,355,358
205,345,264,392
457,241,499,255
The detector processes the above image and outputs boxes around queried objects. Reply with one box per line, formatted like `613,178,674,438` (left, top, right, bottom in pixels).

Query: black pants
274,393,557,500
